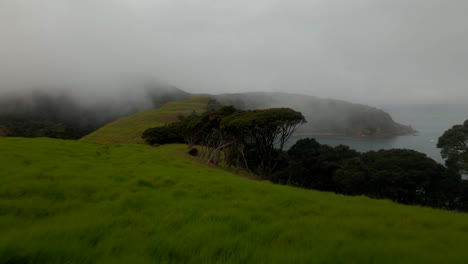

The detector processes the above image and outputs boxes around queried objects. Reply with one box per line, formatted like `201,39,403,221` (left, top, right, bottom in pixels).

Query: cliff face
213,92,415,137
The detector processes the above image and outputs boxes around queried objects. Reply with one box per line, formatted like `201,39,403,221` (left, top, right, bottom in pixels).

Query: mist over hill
0,86,190,138
0,86,413,139
214,92,415,137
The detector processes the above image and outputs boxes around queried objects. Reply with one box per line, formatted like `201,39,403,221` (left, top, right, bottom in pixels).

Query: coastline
292,131,418,139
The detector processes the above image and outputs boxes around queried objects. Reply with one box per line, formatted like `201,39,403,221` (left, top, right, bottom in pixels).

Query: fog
1,0,468,104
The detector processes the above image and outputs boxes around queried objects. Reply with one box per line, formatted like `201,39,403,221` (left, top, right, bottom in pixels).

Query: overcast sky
1,0,467,104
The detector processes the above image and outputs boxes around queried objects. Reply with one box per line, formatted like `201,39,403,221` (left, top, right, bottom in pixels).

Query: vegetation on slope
142,106,306,179
141,106,464,211
2,137,468,263
82,97,211,144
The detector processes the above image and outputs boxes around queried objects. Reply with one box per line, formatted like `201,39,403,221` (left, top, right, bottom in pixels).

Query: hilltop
1,137,468,263
82,97,211,144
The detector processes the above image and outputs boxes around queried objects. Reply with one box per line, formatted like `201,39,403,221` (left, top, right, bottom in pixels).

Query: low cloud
1,0,467,104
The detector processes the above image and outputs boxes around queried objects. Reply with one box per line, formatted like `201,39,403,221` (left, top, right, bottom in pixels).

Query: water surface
288,104,468,164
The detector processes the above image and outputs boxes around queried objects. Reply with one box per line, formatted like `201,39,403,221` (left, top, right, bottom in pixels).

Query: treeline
278,139,467,211
143,106,468,212
143,106,306,179
275,139,465,210
0,91,97,139
0,116,87,139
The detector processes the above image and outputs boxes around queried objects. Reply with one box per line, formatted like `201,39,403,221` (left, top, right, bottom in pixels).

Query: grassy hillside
1,137,468,263
82,96,210,144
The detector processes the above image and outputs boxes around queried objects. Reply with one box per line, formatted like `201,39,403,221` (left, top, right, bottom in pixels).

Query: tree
437,119,468,173
141,105,306,178
457,181,468,211
198,106,239,166
222,108,306,179
141,124,183,145
276,138,359,190
176,111,203,149
335,149,461,208
272,138,464,211
334,157,369,195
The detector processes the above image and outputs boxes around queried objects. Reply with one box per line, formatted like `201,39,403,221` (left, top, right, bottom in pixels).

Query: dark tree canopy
437,119,468,172
335,149,461,208
274,138,464,211
221,108,306,179
274,138,359,190
141,124,184,145
176,111,203,149
143,105,306,179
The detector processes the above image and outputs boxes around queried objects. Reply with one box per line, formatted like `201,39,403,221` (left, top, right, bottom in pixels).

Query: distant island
213,92,416,137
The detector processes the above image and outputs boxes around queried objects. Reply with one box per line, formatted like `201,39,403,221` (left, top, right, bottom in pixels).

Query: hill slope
82,97,211,144
1,137,468,263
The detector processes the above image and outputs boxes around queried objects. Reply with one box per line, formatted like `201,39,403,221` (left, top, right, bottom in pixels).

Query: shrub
142,125,184,145
188,148,199,156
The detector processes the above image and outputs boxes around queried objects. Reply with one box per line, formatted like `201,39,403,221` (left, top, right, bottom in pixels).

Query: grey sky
1,0,467,104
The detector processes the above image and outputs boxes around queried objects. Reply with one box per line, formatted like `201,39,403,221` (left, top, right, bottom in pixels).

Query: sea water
288,104,468,164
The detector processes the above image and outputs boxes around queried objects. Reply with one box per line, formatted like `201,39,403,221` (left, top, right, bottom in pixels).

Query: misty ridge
0,83,414,139
213,92,414,137
0,0,466,140
0,84,190,138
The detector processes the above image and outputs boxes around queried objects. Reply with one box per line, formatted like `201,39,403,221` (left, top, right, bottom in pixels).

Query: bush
142,125,184,145
188,148,199,156
276,138,464,211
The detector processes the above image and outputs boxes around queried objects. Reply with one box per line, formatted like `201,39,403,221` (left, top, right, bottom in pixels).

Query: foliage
273,138,359,190
335,149,461,209
141,124,184,145
2,137,468,263
458,181,468,212
0,115,91,139
276,138,464,211
84,97,211,144
176,111,204,149
437,119,468,173
144,105,306,179
142,110,205,148
188,147,199,156
221,108,306,178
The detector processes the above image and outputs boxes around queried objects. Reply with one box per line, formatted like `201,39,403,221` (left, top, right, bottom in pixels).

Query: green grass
82,96,211,144
2,137,468,263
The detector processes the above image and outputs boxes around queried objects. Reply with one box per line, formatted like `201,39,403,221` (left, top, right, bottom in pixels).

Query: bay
288,104,468,164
